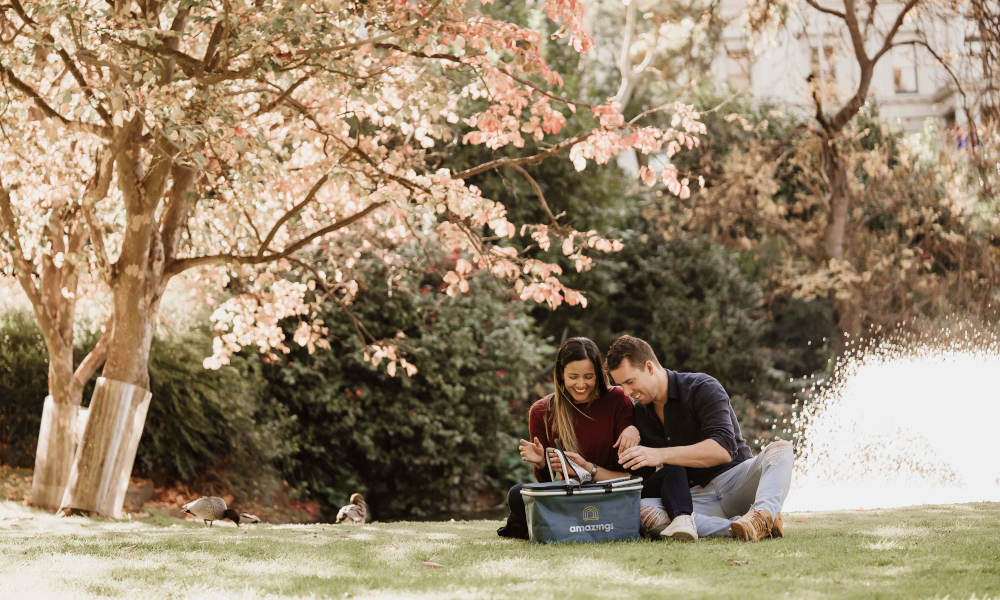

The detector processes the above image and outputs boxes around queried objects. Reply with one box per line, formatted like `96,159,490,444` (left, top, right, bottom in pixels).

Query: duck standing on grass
336,493,368,524
182,496,242,527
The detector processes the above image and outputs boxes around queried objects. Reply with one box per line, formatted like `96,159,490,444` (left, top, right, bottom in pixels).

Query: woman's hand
548,449,592,479
614,425,640,452
518,437,544,466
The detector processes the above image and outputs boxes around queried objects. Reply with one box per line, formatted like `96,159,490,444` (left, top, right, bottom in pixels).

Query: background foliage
259,248,550,519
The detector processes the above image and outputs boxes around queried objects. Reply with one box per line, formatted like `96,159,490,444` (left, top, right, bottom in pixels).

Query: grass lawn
1,501,998,599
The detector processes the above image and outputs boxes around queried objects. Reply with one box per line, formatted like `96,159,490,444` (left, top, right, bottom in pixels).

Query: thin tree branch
452,133,589,179
298,0,447,58
0,176,52,332
506,163,562,230
164,200,387,277
81,153,116,284
871,0,920,63
70,315,114,399
257,172,331,256
804,0,846,20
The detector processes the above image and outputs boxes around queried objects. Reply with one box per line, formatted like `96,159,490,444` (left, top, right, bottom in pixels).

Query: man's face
609,357,657,405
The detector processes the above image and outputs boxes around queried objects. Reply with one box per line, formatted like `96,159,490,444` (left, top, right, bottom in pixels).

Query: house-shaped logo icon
582,505,599,521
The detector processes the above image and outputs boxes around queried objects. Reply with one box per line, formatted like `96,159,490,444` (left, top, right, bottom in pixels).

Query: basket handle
546,439,577,488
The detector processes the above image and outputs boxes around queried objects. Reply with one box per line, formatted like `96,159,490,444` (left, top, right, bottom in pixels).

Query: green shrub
0,309,295,499
0,310,49,467
263,262,551,520
136,328,297,496
535,231,775,435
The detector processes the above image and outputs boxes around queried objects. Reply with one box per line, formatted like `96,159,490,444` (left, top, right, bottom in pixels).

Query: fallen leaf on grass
794,517,805,523
727,559,748,566
123,545,137,552
391,543,399,550
421,561,444,568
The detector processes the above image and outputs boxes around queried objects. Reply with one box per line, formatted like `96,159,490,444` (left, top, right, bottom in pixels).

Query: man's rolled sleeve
693,380,738,458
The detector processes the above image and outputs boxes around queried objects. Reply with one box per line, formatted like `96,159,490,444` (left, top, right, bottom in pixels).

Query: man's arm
619,439,731,471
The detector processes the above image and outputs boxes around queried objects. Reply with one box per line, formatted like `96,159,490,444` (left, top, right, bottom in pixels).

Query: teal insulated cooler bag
520,441,642,543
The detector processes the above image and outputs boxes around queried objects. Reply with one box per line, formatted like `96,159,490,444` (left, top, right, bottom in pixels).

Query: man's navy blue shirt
633,370,752,488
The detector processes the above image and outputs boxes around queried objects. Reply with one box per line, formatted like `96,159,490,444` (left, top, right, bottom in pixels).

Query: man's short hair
606,335,660,371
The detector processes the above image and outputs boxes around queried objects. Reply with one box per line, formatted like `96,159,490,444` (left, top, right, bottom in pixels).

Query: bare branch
257,172,331,256
452,133,589,180
506,163,562,231
0,176,49,328
0,63,110,138
70,315,114,399
253,72,313,116
872,0,920,63
164,200,387,277
804,0,846,20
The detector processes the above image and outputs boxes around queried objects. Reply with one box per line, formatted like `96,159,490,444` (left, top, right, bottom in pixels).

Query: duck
181,496,242,527
335,493,368,524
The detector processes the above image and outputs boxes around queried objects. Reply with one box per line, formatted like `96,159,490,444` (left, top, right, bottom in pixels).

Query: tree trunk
28,339,79,509
822,139,849,262
58,225,164,517
31,397,83,509
59,378,151,518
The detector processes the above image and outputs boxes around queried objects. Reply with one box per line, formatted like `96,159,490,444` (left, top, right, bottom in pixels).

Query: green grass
1,502,999,599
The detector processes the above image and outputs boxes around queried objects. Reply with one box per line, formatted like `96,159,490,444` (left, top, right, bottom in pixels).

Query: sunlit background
786,325,1000,511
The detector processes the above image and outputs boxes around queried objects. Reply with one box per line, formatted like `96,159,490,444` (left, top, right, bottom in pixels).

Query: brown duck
335,493,368,524
182,496,242,527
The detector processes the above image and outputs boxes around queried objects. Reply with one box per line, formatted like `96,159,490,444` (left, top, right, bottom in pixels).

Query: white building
711,0,984,134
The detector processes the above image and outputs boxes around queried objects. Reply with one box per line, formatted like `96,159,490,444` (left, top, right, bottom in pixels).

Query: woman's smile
563,358,597,404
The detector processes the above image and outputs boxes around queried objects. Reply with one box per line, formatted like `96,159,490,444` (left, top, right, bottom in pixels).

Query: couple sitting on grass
497,335,793,542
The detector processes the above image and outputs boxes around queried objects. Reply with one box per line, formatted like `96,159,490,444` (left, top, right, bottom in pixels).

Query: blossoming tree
0,0,704,516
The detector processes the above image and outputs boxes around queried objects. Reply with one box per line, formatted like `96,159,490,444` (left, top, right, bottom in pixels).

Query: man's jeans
643,441,794,537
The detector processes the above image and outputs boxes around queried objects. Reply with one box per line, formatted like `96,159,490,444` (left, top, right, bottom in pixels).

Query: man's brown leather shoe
770,512,784,538
731,508,774,542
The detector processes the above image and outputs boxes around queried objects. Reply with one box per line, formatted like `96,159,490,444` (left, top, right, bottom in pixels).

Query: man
607,335,793,541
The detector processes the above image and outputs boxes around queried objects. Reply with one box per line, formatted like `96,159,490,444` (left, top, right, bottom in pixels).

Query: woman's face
562,358,597,404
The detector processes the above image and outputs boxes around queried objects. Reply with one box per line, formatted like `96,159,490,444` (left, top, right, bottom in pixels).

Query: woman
496,337,639,539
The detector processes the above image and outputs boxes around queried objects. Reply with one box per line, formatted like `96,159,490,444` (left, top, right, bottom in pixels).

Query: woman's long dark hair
547,337,610,453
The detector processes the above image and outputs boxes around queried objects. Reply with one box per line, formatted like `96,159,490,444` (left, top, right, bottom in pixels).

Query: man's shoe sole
663,530,697,541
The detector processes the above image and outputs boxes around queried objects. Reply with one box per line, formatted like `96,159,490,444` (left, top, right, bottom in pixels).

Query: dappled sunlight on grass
0,503,998,599
863,525,930,539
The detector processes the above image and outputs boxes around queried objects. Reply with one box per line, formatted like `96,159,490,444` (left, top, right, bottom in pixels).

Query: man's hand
613,425,640,451
518,437,544,466
619,445,663,470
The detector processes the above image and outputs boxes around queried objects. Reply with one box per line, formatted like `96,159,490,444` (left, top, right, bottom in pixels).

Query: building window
810,43,836,89
892,43,918,94
725,47,751,91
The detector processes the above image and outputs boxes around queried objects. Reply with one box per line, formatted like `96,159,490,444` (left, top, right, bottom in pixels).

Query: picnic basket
520,440,642,543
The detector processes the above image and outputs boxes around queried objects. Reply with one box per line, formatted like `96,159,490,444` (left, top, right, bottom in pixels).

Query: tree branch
804,0,846,20
81,153,116,284
506,163,562,231
0,176,52,333
257,172,331,256
871,0,920,63
71,315,114,400
452,133,589,180
298,0,447,58
164,200,387,277
0,63,111,138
